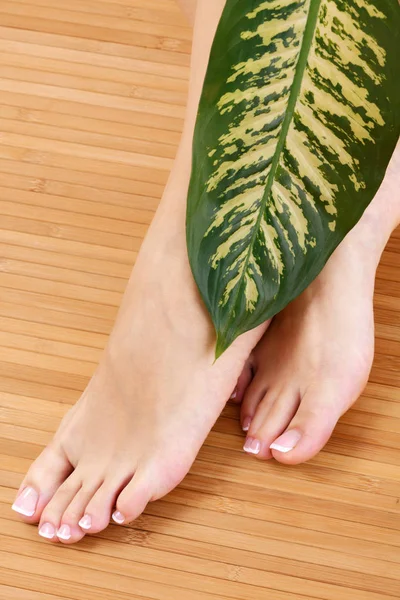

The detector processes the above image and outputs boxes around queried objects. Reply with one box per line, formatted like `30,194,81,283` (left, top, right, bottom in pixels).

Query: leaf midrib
217,0,322,351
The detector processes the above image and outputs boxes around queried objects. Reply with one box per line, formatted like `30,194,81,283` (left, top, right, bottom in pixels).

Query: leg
176,0,197,26
239,143,400,463
12,0,268,543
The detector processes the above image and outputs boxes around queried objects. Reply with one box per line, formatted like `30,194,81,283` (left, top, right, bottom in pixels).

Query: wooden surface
1,1,400,599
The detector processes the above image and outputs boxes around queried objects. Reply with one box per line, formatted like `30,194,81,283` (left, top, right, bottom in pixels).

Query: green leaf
186,0,400,358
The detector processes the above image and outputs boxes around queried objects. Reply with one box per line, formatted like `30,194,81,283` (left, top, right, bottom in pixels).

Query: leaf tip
215,332,230,360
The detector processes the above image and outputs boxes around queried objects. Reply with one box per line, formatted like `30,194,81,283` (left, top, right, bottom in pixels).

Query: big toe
12,442,72,523
269,383,348,465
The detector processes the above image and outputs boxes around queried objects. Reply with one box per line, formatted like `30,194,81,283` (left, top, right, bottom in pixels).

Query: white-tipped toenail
57,524,71,540
112,511,125,524
270,429,302,453
269,443,294,453
230,389,237,399
242,417,251,432
12,487,39,517
78,514,92,530
243,437,260,455
39,522,56,539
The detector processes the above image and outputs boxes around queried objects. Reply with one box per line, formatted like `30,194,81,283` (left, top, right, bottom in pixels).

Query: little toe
38,473,82,542
244,389,299,459
58,479,103,543
230,359,253,404
113,473,152,525
12,443,72,524
269,384,345,465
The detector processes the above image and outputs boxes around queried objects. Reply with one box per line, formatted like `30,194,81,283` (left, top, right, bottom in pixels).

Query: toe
58,479,104,543
81,475,127,534
243,389,299,459
230,359,253,404
113,473,151,525
38,472,82,542
12,443,72,524
240,374,269,432
269,383,345,465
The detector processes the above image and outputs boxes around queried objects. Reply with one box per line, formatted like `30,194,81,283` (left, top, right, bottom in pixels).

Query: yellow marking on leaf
269,205,295,257
218,109,283,152
308,53,384,130
220,250,259,309
294,75,384,195
318,1,386,82
206,185,265,235
350,173,366,190
206,140,276,193
352,0,385,20
260,216,285,275
223,172,268,202
227,249,248,273
217,95,286,151
228,3,308,85
221,271,242,307
218,79,291,114
291,0,388,197
287,121,339,212
272,182,309,249
245,273,259,312
242,12,307,46
285,124,339,212
246,0,296,19
250,254,263,278
282,168,319,213
211,219,255,268
227,50,299,86
222,145,239,156
301,76,379,149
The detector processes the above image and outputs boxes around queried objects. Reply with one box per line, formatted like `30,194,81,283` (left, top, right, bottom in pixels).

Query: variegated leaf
186,0,400,356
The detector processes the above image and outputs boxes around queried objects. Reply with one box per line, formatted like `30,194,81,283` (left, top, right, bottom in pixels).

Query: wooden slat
0,1,399,600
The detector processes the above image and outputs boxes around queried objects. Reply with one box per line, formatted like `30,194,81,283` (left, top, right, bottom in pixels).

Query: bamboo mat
1,1,400,599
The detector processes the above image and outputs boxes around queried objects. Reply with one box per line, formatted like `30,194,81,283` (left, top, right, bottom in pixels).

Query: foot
11,144,267,543
11,0,267,543
238,144,400,464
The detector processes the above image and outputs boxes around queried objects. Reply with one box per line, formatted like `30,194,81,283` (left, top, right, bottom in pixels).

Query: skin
176,0,197,24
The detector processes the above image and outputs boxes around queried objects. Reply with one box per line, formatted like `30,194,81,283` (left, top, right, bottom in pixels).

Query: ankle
346,205,394,269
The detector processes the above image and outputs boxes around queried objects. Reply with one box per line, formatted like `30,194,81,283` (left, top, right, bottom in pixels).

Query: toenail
242,417,251,432
57,524,71,540
112,511,125,524
39,523,56,539
270,429,302,453
78,514,92,530
230,389,237,399
243,437,260,455
12,487,39,517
